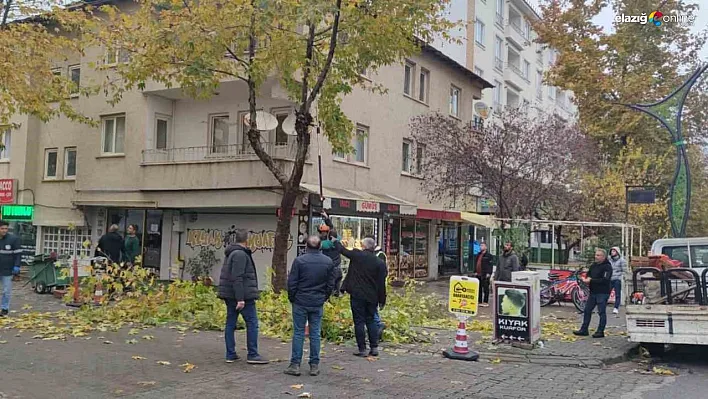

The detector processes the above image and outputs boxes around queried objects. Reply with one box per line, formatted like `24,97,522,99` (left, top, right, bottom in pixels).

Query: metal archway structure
619,64,708,238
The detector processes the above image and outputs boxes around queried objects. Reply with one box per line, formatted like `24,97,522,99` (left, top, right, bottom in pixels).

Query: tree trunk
271,185,298,292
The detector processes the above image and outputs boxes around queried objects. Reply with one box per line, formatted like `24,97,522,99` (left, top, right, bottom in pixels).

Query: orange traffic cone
443,319,479,361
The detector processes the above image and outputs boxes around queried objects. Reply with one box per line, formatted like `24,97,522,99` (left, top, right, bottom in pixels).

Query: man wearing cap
319,211,343,296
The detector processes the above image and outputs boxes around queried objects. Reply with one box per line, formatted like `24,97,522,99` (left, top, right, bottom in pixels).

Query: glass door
143,210,163,271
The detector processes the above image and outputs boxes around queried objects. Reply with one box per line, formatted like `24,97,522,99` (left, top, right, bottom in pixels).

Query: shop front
460,212,496,273
104,208,164,271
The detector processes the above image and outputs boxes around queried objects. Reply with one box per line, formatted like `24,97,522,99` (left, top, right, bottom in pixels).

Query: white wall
180,212,298,290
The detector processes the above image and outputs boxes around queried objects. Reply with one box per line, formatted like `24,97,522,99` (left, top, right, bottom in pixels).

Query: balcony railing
495,13,504,27
508,62,522,77
142,141,298,164
494,57,504,71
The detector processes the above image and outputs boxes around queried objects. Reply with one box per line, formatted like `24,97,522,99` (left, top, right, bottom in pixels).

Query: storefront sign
494,284,531,343
417,209,461,221
478,198,498,214
330,198,356,213
0,179,17,205
448,276,479,316
400,205,417,216
0,205,34,221
356,200,380,213
381,203,400,216
185,227,293,253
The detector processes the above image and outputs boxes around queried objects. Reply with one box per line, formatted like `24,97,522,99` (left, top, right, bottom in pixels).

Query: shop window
42,226,92,258
397,219,429,279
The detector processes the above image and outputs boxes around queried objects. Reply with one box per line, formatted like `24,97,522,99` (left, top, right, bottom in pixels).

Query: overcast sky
527,1,708,61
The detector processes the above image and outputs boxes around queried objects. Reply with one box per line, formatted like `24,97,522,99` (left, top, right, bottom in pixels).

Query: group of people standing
94,224,141,265
216,211,387,377
471,241,524,306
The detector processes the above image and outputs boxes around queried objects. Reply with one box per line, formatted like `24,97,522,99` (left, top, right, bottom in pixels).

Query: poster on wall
182,214,296,289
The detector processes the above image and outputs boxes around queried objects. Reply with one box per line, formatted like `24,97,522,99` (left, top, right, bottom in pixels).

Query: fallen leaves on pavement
366,356,377,362
137,381,157,386
490,358,501,364
297,393,312,398
651,367,676,376
180,362,196,373
156,361,171,366
331,365,344,370
131,356,147,360
126,339,138,344
103,340,114,345
290,384,304,389
143,335,155,340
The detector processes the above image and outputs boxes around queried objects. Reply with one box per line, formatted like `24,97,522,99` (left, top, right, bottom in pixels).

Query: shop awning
460,212,496,228
416,208,461,221
300,183,417,215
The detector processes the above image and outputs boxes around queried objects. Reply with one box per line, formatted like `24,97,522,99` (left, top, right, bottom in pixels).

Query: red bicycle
539,268,590,312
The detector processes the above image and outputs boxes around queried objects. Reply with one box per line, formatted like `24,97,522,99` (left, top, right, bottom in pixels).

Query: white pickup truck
625,238,708,355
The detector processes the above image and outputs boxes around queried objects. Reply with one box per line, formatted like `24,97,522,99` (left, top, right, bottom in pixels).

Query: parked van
650,237,708,270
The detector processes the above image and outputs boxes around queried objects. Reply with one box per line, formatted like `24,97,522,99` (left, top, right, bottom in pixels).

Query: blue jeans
290,304,323,366
611,280,622,309
1,275,12,311
224,299,260,360
580,293,609,334
350,297,379,350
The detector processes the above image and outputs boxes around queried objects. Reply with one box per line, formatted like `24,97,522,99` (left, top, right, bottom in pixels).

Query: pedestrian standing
124,224,141,266
0,220,22,317
494,242,520,282
371,237,388,341
217,229,269,364
95,224,125,264
338,237,387,357
473,243,494,307
574,248,613,338
318,211,342,296
609,247,627,315
284,236,334,377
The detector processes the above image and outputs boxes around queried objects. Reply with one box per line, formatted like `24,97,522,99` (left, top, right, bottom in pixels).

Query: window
691,245,708,267
402,140,412,173
403,61,415,96
523,60,530,80
64,147,77,179
523,21,531,40
494,36,504,71
336,125,368,164
418,69,429,103
661,246,689,266
536,71,543,99
44,148,58,179
493,80,502,109
495,0,504,26
0,129,9,160
101,115,126,154
69,65,80,96
353,126,368,164
155,115,171,150
474,67,484,77
272,109,292,146
51,68,62,78
416,143,425,174
41,226,92,258
548,85,557,100
105,48,130,65
449,85,461,118
475,20,486,46
210,114,230,153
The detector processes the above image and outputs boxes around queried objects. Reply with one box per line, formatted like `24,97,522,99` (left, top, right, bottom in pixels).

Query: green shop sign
0,205,34,221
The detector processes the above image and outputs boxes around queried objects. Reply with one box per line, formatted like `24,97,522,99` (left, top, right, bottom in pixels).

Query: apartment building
438,0,577,122
0,2,494,284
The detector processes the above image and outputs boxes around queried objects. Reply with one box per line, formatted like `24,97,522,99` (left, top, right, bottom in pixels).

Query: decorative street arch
620,64,708,238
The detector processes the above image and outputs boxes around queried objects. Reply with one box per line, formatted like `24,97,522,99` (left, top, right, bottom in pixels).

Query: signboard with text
0,205,34,221
494,283,532,343
448,276,479,317
0,179,16,205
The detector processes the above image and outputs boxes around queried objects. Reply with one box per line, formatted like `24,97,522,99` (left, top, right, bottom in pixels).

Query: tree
97,0,454,290
0,0,93,128
410,109,594,220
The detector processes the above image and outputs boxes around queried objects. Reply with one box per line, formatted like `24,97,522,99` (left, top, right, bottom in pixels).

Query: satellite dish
282,111,297,136
243,111,279,131
474,102,490,119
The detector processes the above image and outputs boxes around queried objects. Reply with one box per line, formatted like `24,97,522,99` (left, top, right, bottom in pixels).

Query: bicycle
539,268,590,312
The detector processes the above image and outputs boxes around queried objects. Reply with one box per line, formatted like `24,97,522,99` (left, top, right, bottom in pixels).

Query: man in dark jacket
494,242,520,282
338,237,387,357
473,242,494,306
319,211,342,295
95,224,125,264
0,220,22,317
284,235,334,377
217,229,268,364
574,248,613,338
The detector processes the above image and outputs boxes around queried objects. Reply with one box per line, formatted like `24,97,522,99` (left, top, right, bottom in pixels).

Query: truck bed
626,304,708,345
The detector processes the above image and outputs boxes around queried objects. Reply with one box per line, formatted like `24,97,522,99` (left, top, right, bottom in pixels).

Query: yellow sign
448,276,479,316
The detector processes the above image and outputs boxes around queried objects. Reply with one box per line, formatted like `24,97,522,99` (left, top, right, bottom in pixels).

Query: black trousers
333,267,343,294
478,274,490,303
350,297,379,350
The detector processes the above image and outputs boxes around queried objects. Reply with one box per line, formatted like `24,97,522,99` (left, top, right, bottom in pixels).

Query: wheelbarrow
24,254,71,294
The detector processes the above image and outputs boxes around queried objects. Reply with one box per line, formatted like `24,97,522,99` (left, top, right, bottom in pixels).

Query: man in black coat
472,242,494,306
319,211,342,295
95,224,125,263
338,237,387,357
218,229,268,364
574,248,614,338
284,235,334,377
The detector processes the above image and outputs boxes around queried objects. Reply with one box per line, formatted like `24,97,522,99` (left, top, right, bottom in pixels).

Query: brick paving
0,279,675,399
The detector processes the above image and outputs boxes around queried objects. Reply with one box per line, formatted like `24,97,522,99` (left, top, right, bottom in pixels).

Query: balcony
505,9,529,49
142,142,298,164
